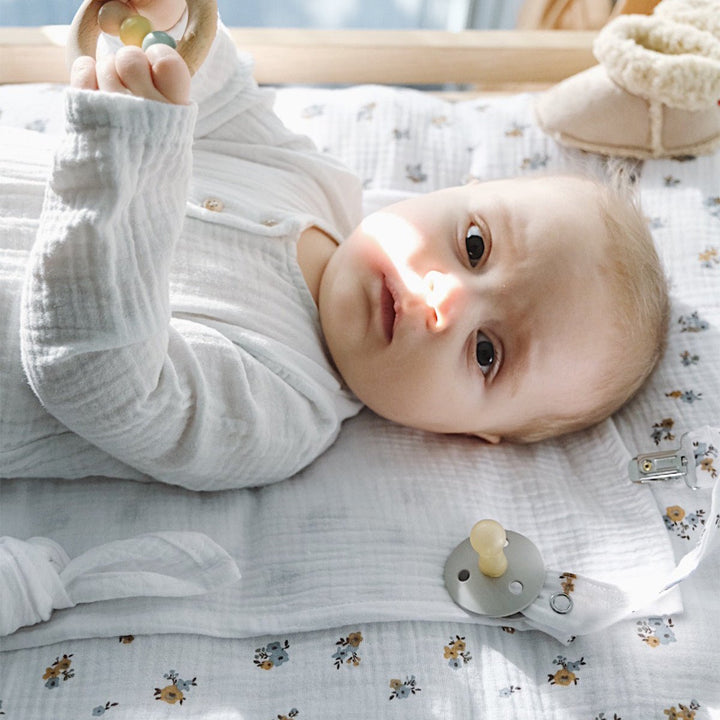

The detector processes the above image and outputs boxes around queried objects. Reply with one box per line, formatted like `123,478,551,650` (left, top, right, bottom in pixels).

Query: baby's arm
20,9,346,490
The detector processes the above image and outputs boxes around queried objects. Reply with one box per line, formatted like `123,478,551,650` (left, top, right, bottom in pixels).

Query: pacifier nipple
470,519,508,578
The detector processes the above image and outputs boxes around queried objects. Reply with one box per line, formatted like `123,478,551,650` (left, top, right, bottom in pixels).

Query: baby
0,0,668,489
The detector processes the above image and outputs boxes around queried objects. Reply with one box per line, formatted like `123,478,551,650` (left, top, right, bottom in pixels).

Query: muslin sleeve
20,90,343,491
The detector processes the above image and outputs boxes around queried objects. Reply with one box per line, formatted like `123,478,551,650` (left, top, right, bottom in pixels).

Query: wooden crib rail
0,26,596,90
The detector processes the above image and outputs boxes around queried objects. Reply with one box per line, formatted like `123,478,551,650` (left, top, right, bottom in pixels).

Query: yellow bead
98,1,133,36
119,15,153,47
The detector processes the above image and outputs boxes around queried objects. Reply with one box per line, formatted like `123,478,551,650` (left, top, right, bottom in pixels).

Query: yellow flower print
153,669,196,705
664,700,700,719
444,635,472,669
260,660,274,670
389,679,402,690
560,572,576,595
551,669,576,686
547,655,585,685
157,685,184,705
42,654,75,688
347,632,363,647
644,636,661,647
666,506,685,523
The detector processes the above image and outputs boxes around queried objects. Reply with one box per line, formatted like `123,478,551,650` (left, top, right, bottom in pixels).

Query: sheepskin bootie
535,0,720,158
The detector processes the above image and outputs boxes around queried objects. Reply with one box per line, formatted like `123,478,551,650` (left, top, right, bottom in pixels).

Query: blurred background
0,0,526,30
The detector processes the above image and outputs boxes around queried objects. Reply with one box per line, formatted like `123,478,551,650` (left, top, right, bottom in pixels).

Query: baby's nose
423,270,463,331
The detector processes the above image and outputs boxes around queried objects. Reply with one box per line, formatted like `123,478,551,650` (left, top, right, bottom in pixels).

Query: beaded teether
67,0,217,76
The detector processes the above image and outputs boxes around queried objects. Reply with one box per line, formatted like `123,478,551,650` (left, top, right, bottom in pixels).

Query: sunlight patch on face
360,211,426,296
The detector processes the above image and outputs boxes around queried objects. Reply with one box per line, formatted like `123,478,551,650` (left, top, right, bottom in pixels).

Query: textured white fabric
0,413,688,650
0,533,240,635
1,22,362,489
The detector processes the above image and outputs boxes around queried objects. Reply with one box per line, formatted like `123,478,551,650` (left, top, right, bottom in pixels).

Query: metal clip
628,433,699,490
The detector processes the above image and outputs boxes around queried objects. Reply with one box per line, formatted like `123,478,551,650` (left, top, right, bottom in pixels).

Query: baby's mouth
380,276,397,343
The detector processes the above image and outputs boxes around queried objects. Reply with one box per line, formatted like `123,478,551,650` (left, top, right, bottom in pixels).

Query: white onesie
0,20,363,490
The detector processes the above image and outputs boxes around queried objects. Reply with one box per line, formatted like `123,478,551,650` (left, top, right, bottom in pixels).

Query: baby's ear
472,432,502,444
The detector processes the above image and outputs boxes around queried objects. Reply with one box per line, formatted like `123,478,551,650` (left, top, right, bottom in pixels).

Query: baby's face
319,176,617,441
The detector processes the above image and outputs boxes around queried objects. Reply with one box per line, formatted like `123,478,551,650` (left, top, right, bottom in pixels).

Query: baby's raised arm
19,3,361,489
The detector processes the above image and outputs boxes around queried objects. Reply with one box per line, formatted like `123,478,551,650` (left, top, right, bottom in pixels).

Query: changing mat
1,84,719,654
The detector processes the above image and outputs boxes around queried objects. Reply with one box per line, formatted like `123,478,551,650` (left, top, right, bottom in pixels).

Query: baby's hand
71,43,191,105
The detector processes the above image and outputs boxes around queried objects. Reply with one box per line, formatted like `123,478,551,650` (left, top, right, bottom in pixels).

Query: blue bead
141,31,177,51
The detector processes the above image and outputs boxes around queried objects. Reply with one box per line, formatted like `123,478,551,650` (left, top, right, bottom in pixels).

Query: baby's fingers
113,45,166,101
145,44,191,105
70,56,99,90
96,52,134,95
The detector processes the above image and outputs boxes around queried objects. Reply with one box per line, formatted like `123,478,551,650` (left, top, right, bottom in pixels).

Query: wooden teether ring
67,0,217,76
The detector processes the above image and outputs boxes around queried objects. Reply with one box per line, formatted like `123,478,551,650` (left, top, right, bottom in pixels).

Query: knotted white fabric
0,532,241,636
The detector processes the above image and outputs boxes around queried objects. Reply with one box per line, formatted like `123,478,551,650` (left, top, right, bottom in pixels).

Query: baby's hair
506,169,670,443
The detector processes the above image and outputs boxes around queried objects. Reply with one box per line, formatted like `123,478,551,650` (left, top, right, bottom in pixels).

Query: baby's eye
476,332,495,375
465,225,486,267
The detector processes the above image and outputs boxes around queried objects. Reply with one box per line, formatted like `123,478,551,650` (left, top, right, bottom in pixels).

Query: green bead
141,31,178,51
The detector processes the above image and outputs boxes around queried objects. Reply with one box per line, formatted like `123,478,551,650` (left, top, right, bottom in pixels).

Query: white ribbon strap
521,426,720,643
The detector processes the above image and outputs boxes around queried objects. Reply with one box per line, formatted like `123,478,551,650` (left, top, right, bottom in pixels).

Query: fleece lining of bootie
594,12,720,111
654,0,720,36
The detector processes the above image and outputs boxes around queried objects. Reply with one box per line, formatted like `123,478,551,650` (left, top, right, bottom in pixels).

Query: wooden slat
0,26,596,87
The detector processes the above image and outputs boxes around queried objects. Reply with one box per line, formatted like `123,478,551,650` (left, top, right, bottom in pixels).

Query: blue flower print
389,675,421,700
45,677,60,689
176,679,194,693
704,195,720,219
448,658,463,670
678,312,708,332
637,616,676,646
254,639,291,670
92,702,118,716
271,650,289,667
521,153,549,170
665,390,702,404
332,631,363,668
